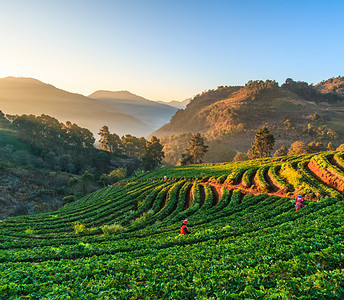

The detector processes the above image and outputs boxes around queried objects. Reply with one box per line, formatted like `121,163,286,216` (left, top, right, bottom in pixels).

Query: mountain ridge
0,77,177,137
153,78,344,153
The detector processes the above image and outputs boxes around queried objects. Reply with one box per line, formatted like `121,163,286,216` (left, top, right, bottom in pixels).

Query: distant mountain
153,78,344,152
89,90,177,131
157,98,191,109
0,77,176,137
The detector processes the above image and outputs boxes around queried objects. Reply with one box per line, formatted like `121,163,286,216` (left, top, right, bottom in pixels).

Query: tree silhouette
98,126,111,151
142,136,165,171
181,133,208,165
248,126,275,159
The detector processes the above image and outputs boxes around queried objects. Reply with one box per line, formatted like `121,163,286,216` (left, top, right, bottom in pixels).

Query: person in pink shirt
295,195,304,211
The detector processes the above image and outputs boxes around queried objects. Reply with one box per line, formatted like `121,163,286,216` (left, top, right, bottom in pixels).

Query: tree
108,133,121,154
248,126,275,159
288,141,306,155
108,168,127,183
142,136,165,171
80,171,95,194
98,126,111,151
181,133,208,165
44,151,59,169
59,154,74,173
121,135,147,159
274,145,288,157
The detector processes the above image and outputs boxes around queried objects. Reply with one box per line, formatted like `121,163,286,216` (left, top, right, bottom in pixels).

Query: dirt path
184,185,193,209
210,185,221,205
308,159,344,194
264,168,279,193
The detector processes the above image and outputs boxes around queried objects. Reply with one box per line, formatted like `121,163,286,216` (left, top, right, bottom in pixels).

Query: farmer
295,195,304,211
181,219,192,235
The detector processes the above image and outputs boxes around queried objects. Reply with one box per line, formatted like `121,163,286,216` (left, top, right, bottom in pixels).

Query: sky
0,0,343,102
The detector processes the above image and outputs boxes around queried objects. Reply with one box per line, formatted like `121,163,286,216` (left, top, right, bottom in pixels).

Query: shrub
102,224,124,236
25,227,34,235
73,222,86,235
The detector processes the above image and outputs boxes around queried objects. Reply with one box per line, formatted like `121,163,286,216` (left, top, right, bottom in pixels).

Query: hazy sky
0,0,343,101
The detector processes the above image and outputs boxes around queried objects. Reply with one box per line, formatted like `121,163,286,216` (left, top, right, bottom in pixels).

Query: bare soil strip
199,184,205,207
159,190,169,211
308,159,344,194
210,185,220,205
184,185,193,209
264,168,278,193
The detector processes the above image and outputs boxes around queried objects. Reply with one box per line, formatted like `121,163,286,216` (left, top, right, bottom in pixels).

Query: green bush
24,227,34,235
73,222,86,235
102,224,124,236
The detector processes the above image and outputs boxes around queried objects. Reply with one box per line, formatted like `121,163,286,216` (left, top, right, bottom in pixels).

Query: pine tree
142,136,165,171
181,133,208,165
248,126,275,159
98,126,111,151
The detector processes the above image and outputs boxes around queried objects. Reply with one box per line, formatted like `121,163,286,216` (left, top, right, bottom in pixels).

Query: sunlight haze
0,0,343,101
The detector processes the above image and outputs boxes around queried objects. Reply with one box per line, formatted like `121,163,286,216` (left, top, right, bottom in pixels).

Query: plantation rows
135,151,344,200
1,151,344,298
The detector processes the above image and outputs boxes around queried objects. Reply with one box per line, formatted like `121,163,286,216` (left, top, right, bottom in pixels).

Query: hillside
154,78,344,153
157,98,191,109
316,76,344,95
1,151,344,298
0,77,176,137
89,90,177,130
0,166,73,220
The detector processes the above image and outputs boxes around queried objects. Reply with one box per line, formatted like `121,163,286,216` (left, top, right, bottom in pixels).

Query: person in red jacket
181,219,191,235
295,195,304,211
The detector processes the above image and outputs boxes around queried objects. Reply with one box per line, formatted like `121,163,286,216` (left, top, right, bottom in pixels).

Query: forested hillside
0,111,165,219
154,78,344,159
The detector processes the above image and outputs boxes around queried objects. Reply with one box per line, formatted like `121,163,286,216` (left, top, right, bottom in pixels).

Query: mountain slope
157,98,191,109
153,79,344,152
89,90,177,130
0,77,174,137
315,76,344,95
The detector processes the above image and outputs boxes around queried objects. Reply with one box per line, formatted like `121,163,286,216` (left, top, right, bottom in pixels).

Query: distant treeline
0,111,163,177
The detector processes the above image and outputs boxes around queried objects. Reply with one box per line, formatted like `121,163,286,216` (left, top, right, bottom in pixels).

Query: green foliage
24,227,34,235
62,195,76,205
282,78,343,103
102,224,124,236
2,151,344,299
181,133,208,165
142,136,165,171
73,222,86,235
108,168,127,183
248,126,275,159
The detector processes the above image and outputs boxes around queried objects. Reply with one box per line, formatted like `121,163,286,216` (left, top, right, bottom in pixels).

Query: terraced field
1,151,344,299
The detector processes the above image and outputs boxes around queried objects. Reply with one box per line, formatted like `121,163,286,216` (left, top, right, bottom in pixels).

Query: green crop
1,151,344,299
